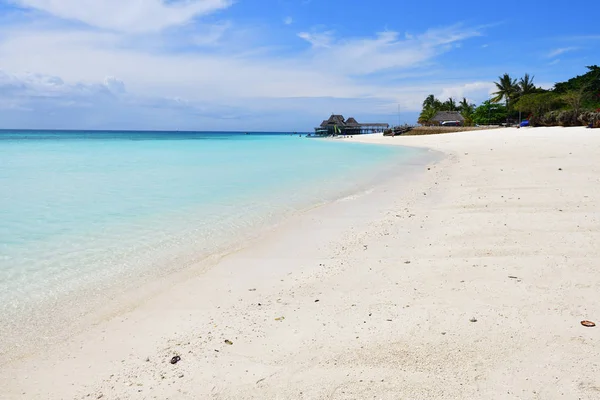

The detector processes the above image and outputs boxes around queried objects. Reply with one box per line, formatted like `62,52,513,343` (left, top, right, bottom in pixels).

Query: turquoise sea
0,130,426,350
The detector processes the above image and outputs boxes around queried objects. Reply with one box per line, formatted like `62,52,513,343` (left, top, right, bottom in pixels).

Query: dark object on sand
581,320,596,327
224,339,233,345
384,126,414,136
170,355,181,364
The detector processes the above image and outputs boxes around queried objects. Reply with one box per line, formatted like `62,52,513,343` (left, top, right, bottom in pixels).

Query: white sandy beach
2,126,600,399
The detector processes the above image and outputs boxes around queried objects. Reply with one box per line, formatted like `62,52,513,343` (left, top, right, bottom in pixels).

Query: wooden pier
314,114,389,136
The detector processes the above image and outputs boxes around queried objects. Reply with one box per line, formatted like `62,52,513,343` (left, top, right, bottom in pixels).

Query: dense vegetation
418,65,600,127
418,95,477,125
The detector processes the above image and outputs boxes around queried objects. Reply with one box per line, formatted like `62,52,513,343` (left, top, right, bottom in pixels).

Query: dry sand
2,126,600,399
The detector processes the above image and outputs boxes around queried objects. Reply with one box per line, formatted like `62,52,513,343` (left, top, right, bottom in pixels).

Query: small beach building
315,115,389,136
430,111,465,126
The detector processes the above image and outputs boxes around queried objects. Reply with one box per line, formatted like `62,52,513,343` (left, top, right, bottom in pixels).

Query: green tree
442,97,457,111
554,65,600,94
515,92,562,115
518,73,537,96
422,94,436,109
459,97,475,125
458,97,474,113
492,73,519,109
419,94,444,125
562,90,586,115
472,100,508,125
554,65,600,110
418,107,437,125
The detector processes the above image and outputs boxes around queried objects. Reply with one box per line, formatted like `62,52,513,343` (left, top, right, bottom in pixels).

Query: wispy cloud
299,25,482,75
0,69,249,129
547,47,577,58
0,4,490,130
284,16,293,25
297,30,334,48
435,81,496,104
10,0,233,33
549,59,560,65
191,21,232,46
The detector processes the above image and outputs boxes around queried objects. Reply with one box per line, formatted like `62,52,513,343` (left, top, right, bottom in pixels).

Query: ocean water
0,130,426,351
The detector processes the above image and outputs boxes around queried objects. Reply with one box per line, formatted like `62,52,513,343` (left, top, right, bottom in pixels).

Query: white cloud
191,21,232,46
0,16,489,129
300,25,482,75
104,76,126,94
436,81,496,102
0,69,255,129
0,24,481,99
284,16,293,25
297,30,334,48
549,59,560,65
0,68,496,129
0,70,121,102
12,0,232,33
547,47,577,58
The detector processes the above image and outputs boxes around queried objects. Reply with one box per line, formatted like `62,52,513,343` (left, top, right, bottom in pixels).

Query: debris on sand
581,320,596,327
170,355,181,365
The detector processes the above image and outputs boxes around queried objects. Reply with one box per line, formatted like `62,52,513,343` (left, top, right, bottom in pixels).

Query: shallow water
0,130,426,352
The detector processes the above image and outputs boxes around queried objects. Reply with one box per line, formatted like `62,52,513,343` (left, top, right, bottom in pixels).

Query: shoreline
3,126,600,399
0,141,436,363
0,139,435,363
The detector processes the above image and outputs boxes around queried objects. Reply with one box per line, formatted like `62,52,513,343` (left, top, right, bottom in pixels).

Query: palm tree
418,107,437,125
492,73,518,108
422,94,442,110
518,73,536,96
458,97,474,113
422,94,436,109
459,97,475,125
443,97,457,111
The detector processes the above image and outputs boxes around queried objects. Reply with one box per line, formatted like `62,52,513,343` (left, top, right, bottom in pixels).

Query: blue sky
0,0,597,131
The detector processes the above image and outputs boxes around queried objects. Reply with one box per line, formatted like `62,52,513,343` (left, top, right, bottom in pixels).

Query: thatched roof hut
320,114,346,127
345,117,359,126
430,111,465,124
314,114,388,135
